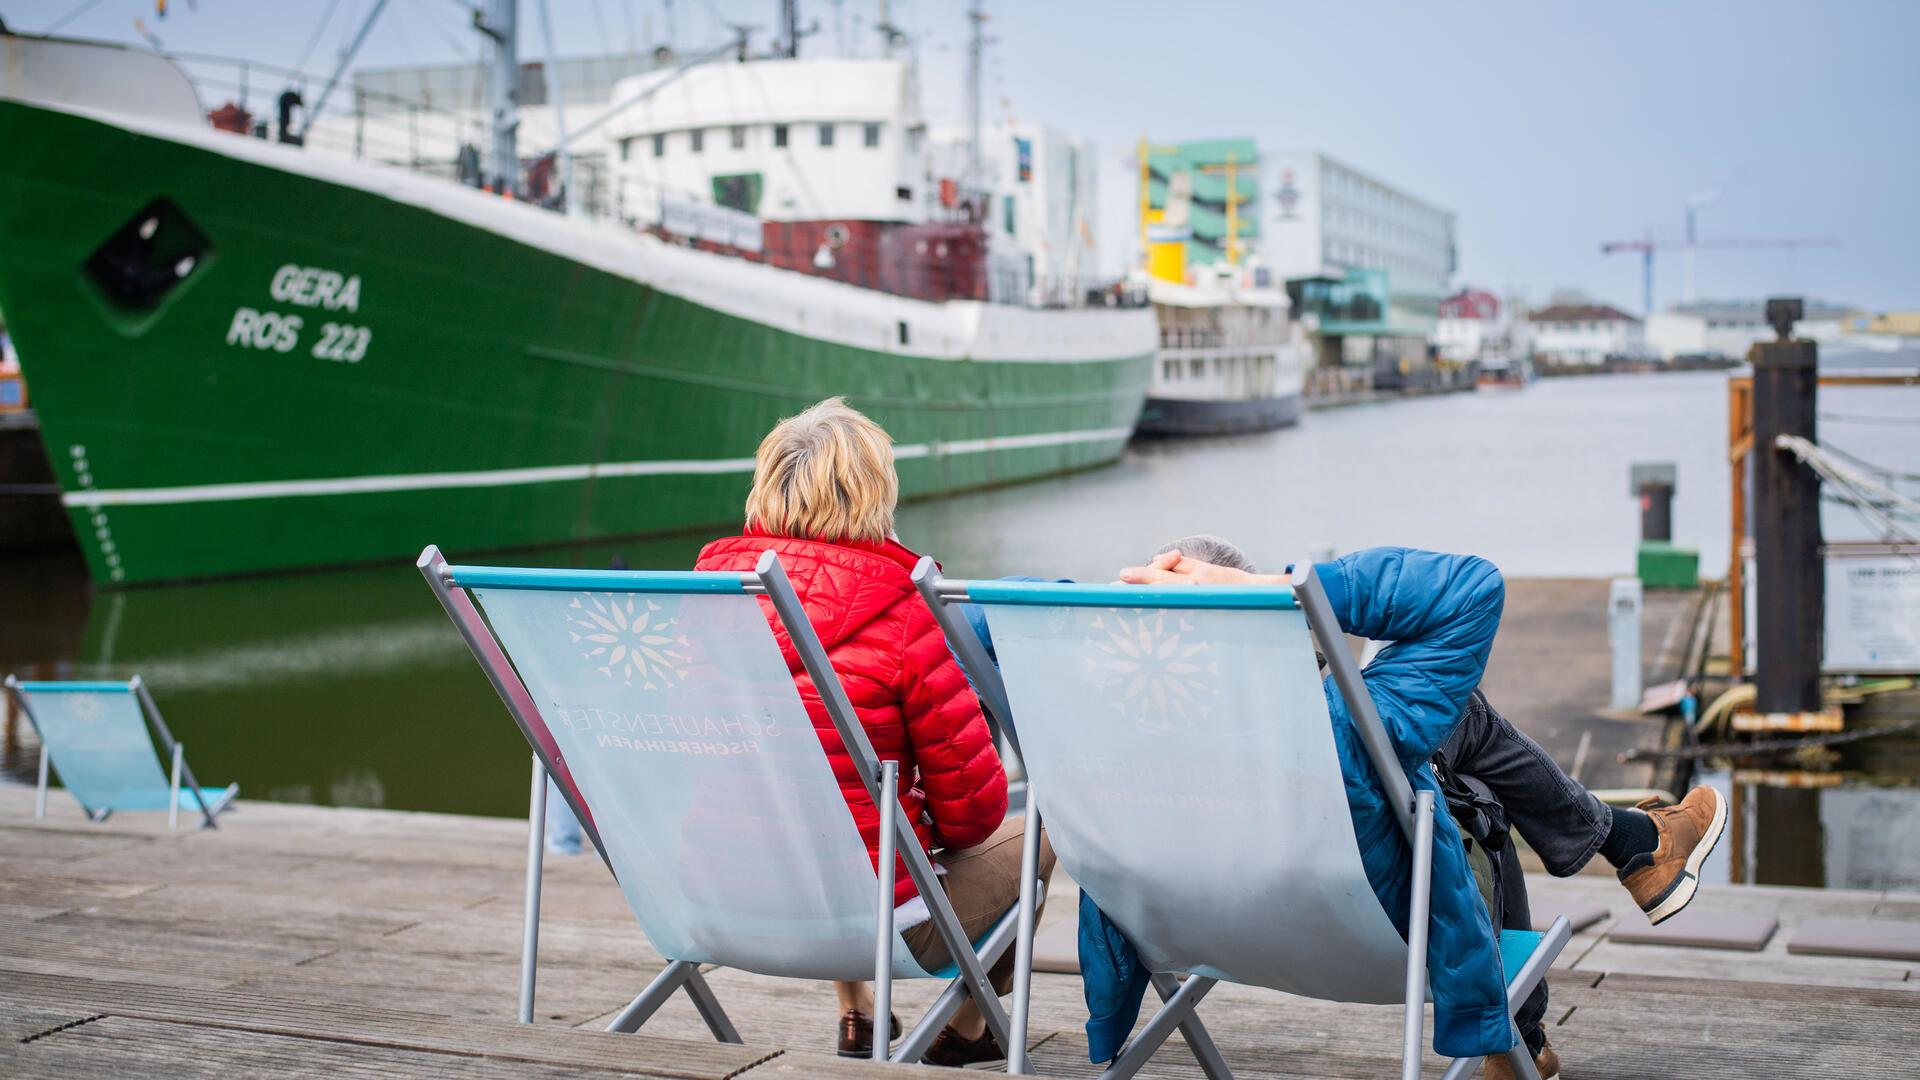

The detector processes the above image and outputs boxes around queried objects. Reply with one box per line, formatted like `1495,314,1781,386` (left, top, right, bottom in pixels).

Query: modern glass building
1261,150,1456,362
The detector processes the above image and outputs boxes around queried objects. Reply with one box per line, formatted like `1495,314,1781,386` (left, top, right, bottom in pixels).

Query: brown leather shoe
836,1009,900,1058
1483,1036,1560,1079
920,1025,1006,1070
1620,786,1728,925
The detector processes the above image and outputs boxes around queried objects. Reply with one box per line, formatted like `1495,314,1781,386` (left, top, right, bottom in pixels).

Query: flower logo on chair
565,593,691,689
1084,610,1221,735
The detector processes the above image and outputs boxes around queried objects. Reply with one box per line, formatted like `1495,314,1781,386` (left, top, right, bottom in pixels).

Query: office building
1260,151,1456,372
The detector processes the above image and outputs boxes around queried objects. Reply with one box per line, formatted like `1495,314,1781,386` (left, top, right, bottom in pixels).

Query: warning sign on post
1825,554,1920,673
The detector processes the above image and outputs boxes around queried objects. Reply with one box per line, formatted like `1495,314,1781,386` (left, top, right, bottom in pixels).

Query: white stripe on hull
62,425,1136,508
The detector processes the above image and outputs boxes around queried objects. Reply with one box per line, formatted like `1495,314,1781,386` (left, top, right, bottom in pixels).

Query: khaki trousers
899,816,1057,994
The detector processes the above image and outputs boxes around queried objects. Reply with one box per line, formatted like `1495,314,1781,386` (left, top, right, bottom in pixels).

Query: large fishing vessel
0,10,1153,585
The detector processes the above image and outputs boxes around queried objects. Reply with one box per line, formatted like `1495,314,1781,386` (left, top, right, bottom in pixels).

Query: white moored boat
1137,265,1307,436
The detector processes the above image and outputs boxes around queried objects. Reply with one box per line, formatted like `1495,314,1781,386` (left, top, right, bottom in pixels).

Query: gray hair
1152,534,1256,573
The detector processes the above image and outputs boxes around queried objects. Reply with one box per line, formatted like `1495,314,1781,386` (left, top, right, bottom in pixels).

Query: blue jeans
544,775,584,855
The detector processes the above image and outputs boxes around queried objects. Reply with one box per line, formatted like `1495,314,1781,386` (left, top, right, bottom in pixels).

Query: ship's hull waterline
1135,394,1303,437
0,100,1154,584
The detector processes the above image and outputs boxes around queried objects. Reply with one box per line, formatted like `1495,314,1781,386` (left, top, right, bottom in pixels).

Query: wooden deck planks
4,784,1918,1078
0,972,777,1079
0,826,152,866
0,1002,102,1045
15,1016,677,1080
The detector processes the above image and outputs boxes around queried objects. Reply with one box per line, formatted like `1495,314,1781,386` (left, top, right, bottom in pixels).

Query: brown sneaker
836,1009,900,1058
1619,786,1728,925
1483,1036,1560,1079
920,1025,1007,1070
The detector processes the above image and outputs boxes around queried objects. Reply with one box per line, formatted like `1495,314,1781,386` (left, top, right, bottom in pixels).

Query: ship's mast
876,0,901,58
781,0,800,58
479,0,520,193
966,0,984,196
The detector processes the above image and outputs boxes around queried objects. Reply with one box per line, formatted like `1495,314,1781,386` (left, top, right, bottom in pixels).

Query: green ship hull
0,99,1153,584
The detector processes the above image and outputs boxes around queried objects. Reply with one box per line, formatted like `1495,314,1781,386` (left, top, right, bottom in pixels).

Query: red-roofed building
1434,287,1517,363
1440,289,1500,321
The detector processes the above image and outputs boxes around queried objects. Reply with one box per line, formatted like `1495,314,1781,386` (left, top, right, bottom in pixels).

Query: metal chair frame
4,674,233,830
421,545,1031,1064
913,560,1570,1079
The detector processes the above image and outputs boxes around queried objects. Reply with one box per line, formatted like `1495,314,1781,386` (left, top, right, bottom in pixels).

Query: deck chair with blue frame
419,545,1035,1065
4,675,238,830
912,561,1572,1080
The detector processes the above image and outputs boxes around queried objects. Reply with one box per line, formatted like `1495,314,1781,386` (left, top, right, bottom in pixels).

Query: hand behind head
1117,550,1262,586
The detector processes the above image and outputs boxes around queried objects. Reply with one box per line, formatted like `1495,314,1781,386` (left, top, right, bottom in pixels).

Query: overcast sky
14,0,1917,310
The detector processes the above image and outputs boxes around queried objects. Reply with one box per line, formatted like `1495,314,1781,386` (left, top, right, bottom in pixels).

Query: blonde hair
744,397,899,543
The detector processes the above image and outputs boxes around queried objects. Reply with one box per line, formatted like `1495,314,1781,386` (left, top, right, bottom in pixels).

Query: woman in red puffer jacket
695,397,1053,1069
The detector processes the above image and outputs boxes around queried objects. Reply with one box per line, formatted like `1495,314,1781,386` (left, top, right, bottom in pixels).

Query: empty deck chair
3,676,237,829
913,563,1571,1080
419,545,1030,1064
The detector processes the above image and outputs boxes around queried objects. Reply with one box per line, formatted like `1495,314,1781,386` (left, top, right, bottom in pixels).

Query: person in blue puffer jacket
963,543,1514,1061
966,538,1722,1078
1124,542,1519,1060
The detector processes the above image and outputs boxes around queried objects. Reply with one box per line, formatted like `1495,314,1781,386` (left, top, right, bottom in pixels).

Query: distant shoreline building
1141,138,1262,275
1527,302,1646,365
1646,299,1854,361
1435,288,1523,363
1259,151,1456,385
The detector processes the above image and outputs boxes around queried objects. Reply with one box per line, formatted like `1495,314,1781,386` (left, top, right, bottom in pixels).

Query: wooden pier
4,781,1917,1078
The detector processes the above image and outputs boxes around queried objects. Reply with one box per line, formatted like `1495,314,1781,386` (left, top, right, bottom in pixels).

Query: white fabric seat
912,567,1573,1080
422,546,1029,1064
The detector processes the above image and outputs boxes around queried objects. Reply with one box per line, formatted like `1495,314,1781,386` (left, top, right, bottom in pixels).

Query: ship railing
176,52,628,211
1160,327,1295,350
989,268,1147,311
174,53,486,159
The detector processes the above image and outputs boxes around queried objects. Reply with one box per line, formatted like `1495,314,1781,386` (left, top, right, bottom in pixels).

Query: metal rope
1820,411,1920,428
43,0,112,33
1776,434,1920,544
1819,438,1920,485
293,0,346,79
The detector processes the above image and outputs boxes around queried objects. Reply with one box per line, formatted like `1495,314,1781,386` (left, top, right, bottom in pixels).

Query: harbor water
4,371,1917,887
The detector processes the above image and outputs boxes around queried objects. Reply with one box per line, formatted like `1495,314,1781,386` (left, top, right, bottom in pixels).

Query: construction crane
1600,233,1840,317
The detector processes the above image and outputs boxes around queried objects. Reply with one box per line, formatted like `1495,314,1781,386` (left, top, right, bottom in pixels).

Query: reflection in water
1697,769,1920,893
0,533,712,816
3,373,1916,826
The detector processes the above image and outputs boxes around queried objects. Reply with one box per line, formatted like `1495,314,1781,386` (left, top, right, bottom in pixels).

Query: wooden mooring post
1744,298,1839,732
